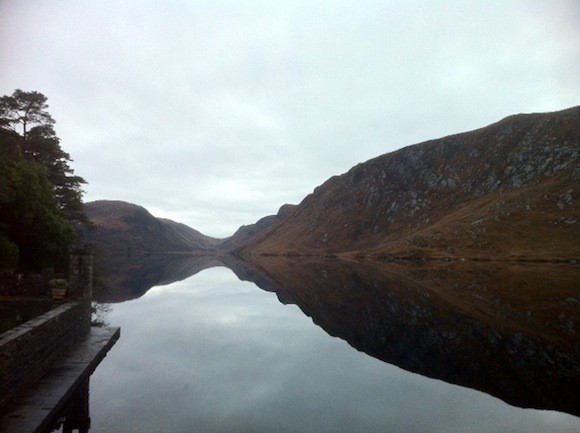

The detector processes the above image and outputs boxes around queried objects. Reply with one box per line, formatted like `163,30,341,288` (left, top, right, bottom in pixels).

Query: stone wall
0,246,95,416
0,300,91,414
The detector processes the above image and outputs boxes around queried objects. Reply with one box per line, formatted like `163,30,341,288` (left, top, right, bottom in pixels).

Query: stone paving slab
0,326,120,433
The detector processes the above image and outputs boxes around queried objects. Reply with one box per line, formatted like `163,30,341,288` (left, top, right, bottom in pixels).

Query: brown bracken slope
79,200,221,254
244,107,580,260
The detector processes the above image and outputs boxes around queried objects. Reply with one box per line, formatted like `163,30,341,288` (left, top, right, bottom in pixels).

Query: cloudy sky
1,1,578,238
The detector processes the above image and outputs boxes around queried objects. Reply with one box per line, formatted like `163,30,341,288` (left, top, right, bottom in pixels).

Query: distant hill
217,204,296,252
244,107,580,260
79,200,221,254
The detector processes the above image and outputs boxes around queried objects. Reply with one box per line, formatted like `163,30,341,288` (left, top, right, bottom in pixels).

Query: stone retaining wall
0,300,91,414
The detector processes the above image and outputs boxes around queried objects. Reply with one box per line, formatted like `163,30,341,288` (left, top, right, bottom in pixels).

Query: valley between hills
78,106,579,263
77,107,580,416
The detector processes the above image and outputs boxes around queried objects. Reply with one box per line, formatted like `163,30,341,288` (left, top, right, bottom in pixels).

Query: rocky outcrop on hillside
79,200,221,254
245,107,580,259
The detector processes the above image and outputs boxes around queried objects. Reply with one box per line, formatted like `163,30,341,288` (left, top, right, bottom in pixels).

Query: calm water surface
85,266,579,433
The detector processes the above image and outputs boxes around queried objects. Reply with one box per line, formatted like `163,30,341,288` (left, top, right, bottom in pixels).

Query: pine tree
0,89,55,139
0,90,86,271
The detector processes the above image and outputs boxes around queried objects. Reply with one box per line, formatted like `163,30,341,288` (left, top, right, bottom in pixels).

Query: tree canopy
26,124,87,223
0,89,55,139
0,90,86,272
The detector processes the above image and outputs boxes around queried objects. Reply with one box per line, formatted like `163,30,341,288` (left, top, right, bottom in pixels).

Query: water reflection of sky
89,267,579,433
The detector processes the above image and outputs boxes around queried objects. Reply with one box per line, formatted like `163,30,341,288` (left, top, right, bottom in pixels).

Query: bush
49,278,69,288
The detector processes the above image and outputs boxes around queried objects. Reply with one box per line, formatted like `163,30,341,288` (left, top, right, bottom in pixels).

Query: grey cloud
1,0,578,237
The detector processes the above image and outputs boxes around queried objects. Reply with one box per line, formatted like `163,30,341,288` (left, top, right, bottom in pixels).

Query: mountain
244,107,580,260
79,200,221,254
217,204,296,252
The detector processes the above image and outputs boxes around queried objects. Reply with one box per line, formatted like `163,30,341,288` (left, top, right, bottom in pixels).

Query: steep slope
79,200,221,253
246,107,580,260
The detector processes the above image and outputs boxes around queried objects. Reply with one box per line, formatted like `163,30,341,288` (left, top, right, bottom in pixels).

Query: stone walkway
0,326,120,433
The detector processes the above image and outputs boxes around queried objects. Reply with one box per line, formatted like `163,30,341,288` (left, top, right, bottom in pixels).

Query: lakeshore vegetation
0,89,86,272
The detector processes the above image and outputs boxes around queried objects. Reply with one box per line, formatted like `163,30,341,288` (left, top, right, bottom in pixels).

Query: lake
55,256,580,432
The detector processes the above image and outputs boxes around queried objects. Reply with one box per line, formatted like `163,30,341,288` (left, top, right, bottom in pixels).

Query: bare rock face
245,107,580,260
79,200,221,254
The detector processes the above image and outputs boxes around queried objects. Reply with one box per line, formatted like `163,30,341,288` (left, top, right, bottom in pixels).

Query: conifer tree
0,89,55,139
0,90,86,270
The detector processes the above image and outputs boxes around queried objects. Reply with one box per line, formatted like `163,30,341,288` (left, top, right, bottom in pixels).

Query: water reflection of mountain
238,257,580,418
92,253,284,303
93,253,223,303
95,253,579,416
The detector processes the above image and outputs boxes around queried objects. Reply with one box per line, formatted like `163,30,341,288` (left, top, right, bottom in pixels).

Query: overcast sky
1,1,578,238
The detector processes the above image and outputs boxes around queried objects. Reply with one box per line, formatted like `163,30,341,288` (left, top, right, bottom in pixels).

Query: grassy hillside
245,107,579,260
79,200,221,254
